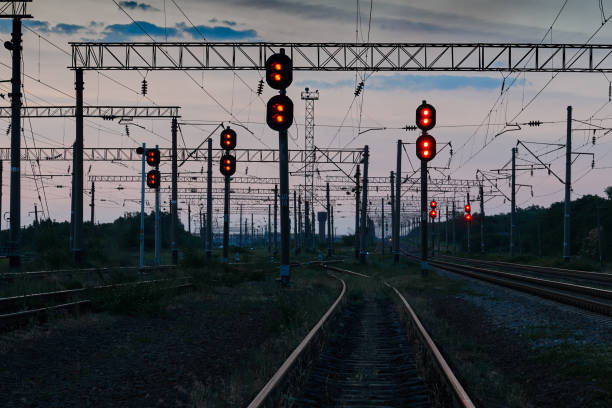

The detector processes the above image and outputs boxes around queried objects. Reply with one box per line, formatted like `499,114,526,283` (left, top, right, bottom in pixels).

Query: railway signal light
146,170,160,189
220,127,237,150
220,154,236,177
464,204,471,213
266,94,294,131
145,148,160,167
265,50,293,90
430,200,437,209
464,213,472,222
416,101,436,131
415,133,436,161
429,209,437,218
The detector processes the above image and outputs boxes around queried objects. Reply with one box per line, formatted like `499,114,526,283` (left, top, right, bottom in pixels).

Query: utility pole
171,117,178,265
452,201,456,254
139,142,145,270
354,165,360,259
268,204,271,253
297,194,302,254
480,184,485,254
445,204,449,253
563,106,572,262
395,140,402,262
327,182,332,257
391,171,397,262
274,184,278,258
239,204,243,247
293,190,297,254
206,138,213,258
188,203,191,234
381,197,385,255
511,147,517,257
467,192,471,255
90,181,95,224
73,68,84,264
304,200,310,252
359,145,369,264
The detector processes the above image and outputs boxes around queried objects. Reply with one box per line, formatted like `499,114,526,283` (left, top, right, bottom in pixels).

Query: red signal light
464,204,471,213
415,133,436,162
220,154,236,176
429,209,437,218
266,95,294,131
220,128,237,150
465,213,472,222
265,51,293,90
146,169,160,189
430,200,437,208
145,148,160,167
416,101,436,131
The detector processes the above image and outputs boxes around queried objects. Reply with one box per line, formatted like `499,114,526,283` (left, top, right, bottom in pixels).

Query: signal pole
390,171,397,262
206,138,213,258
479,184,485,254
279,111,291,281
90,181,95,224
293,191,297,254
381,197,385,255
171,117,178,265
359,145,369,264
139,143,146,270
452,201,456,254
467,192,471,255
420,160,428,270
327,182,332,257
297,194,302,254
222,174,230,263
563,106,572,262
511,147,517,257
274,184,278,258
155,144,161,265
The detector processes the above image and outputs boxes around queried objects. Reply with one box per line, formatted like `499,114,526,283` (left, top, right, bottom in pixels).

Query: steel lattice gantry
0,105,180,118
71,42,612,72
0,147,364,163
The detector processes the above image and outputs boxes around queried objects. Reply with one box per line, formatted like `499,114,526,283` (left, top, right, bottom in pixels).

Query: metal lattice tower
301,87,319,247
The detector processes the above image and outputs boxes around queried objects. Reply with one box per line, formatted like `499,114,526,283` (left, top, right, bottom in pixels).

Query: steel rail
247,274,346,408
0,264,176,280
385,282,476,408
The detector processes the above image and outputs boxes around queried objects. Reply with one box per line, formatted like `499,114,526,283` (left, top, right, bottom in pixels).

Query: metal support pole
279,126,291,282
359,145,369,264
139,142,145,269
239,204,243,247
0,160,2,230
297,194,302,254
206,138,213,258
391,171,397,262
90,181,95,224
452,201,456,254
467,192,471,255
431,213,435,257
563,106,572,262
354,165,360,259
327,182,332,257
395,140,402,262
420,160,428,271
511,147,517,257
188,203,191,235
597,205,603,269
304,200,310,252
274,184,278,258
171,117,178,264
9,18,22,267
381,197,385,255
445,204,449,253
480,185,485,254
268,204,271,253
222,175,230,263
293,190,297,254
251,213,254,247
331,205,335,254
154,145,160,265
73,68,84,264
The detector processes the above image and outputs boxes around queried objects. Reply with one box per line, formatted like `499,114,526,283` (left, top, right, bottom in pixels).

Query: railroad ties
293,296,431,407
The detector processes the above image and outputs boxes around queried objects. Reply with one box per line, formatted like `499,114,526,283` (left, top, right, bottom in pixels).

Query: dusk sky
2,0,612,234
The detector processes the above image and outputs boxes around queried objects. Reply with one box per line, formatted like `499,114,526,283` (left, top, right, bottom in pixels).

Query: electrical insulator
593,136,596,145
141,79,148,96
530,165,533,176
592,159,595,169
257,79,264,95
404,125,417,131
125,124,130,137
354,81,364,97
527,120,542,127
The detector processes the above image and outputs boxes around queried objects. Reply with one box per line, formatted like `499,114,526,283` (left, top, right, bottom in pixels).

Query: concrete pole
395,140,402,261
354,165,360,259
511,147,517,257
359,145,369,264
563,106,572,262
171,117,178,264
206,138,213,258
73,68,84,264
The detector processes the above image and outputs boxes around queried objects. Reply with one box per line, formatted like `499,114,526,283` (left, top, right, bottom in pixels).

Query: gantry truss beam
0,147,363,163
90,175,281,184
0,106,180,118
70,42,612,73
326,175,483,187
0,1,32,18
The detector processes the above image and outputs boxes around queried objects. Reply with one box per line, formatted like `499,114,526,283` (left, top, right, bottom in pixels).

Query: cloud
118,1,159,12
0,19,87,35
101,21,257,41
222,20,237,26
177,23,257,40
209,18,218,23
296,74,512,92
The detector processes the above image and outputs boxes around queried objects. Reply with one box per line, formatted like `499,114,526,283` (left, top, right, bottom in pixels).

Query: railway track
402,251,612,317
0,278,193,332
248,264,475,408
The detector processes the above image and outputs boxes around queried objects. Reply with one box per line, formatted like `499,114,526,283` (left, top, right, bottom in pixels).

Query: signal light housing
266,94,294,131
416,101,436,131
220,127,237,150
429,209,437,218
220,154,236,177
464,213,472,222
146,169,160,189
145,148,160,167
430,200,437,209
464,204,471,213
265,51,293,90
415,133,436,162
